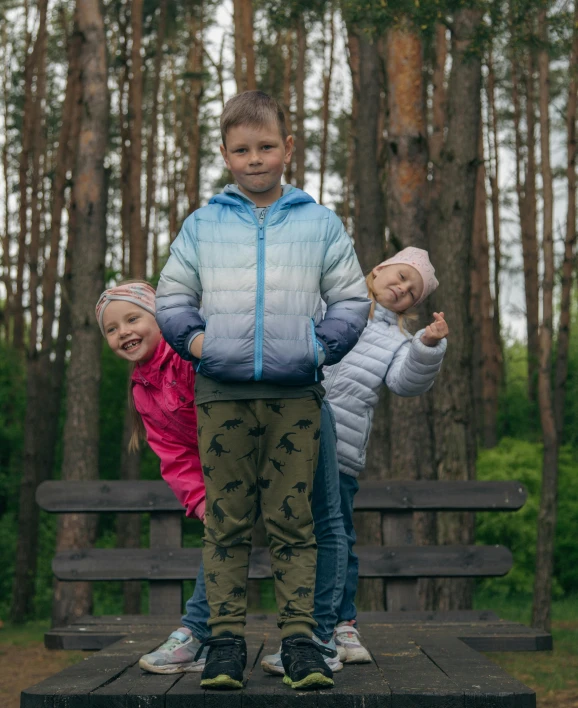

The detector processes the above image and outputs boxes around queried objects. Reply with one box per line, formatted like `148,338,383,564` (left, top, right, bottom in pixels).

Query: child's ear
284,135,294,164
220,144,229,167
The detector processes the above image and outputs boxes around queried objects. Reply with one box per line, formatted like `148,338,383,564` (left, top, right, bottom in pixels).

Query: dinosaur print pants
197,396,321,638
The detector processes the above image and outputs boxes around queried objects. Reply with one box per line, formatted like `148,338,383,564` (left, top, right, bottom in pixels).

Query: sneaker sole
282,672,334,690
138,658,205,674
201,674,244,690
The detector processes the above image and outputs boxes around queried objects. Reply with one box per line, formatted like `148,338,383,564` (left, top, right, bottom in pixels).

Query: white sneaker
334,621,371,664
139,628,208,674
261,634,343,675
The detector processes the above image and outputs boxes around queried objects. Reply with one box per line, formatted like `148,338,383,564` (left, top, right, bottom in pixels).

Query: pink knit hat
95,282,156,335
374,247,438,306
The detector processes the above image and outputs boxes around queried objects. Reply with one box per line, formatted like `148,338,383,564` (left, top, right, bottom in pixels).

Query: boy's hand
190,334,204,359
420,312,448,347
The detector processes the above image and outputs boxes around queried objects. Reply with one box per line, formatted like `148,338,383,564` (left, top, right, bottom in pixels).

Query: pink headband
95,282,156,335
374,247,438,306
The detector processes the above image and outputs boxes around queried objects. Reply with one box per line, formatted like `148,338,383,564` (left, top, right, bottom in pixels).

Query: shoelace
194,634,243,662
285,636,334,668
335,624,360,642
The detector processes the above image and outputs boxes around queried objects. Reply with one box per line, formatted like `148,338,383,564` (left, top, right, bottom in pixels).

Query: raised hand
420,312,449,347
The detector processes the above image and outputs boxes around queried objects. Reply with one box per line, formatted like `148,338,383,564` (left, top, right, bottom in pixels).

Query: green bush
476,437,578,598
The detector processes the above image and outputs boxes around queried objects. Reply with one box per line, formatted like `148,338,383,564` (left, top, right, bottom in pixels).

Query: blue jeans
182,401,348,642
336,472,359,624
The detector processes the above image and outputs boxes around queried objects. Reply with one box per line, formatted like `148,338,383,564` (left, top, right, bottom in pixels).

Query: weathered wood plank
364,631,464,707
418,636,536,707
149,511,182,615
53,544,513,581
21,635,161,708
382,512,419,611
317,654,392,708
37,480,527,513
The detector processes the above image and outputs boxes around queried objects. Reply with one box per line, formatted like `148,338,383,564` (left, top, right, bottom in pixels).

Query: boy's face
220,121,293,206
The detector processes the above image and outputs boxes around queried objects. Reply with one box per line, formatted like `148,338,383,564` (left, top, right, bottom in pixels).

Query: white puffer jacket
323,303,447,477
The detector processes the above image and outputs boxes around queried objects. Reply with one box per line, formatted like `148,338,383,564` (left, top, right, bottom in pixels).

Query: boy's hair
220,91,288,146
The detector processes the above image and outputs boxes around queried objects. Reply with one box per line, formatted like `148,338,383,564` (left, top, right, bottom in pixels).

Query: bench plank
53,544,513,581
418,636,536,707
37,480,527,512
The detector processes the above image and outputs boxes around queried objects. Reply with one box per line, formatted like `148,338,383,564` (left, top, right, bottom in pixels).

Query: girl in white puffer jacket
323,247,448,663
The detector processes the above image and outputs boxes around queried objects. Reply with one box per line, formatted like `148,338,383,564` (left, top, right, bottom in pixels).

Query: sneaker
280,634,334,690
334,621,372,663
139,629,208,674
261,634,343,675
199,632,247,690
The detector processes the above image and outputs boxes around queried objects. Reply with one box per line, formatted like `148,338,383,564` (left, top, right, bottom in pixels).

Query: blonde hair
220,91,288,147
365,271,417,333
111,279,154,453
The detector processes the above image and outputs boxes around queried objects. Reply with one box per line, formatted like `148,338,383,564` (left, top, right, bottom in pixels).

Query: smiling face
371,263,424,313
220,121,293,206
102,300,162,364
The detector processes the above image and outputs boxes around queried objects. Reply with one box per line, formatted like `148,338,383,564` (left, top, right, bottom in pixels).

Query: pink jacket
131,338,205,519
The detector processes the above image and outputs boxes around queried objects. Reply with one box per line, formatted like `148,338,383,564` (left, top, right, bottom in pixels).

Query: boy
156,91,370,690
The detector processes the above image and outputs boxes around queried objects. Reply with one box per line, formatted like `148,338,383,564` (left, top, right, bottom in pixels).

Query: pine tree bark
554,1,578,440
429,23,447,176
282,30,294,184
128,0,145,278
233,0,256,92
345,30,361,238
11,15,81,623
384,17,437,609
471,121,499,448
144,0,167,273
52,0,109,627
1,22,13,338
486,48,503,376
429,7,482,611
345,25,387,611
294,17,306,190
532,8,557,633
318,11,335,205
185,3,204,215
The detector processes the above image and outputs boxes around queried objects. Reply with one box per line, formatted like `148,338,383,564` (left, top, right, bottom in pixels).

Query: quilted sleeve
385,329,447,397
315,212,371,366
155,214,205,362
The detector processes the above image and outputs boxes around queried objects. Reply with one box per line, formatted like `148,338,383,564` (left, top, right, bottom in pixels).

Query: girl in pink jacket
95,281,205,520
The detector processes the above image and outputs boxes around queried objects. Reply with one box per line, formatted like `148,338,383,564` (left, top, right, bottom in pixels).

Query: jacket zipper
242,201,278,381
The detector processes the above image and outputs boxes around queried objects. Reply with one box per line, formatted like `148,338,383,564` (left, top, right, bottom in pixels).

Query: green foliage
476,438,578,598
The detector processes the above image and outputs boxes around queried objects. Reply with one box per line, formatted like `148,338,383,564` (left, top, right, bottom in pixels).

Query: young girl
95,281,348,676
323,247,448,662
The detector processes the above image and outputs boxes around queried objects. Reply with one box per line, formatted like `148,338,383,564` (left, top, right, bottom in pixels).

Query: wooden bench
21,479,551,707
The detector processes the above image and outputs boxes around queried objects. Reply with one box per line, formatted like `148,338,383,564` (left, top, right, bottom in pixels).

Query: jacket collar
209,185,316,210
131,338,174,388
373,303,398,325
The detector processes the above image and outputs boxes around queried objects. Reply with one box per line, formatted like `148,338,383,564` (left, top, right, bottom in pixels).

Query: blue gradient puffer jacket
156,188,370,385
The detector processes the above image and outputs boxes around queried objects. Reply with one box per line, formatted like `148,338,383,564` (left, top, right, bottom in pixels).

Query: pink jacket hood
131,338,205,520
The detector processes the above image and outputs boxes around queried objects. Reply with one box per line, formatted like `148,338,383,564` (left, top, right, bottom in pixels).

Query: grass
475,593,578,706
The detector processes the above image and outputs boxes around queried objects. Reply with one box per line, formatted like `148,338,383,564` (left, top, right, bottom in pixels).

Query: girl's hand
420,312,449,347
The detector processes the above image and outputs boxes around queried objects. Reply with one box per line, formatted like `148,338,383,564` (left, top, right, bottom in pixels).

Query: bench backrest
37,480,527,615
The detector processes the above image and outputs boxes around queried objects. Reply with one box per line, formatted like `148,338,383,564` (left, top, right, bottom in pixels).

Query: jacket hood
209,185,316,209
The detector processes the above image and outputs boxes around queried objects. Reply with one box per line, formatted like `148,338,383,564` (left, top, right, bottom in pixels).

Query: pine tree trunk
282,30,294,184
554,2,578,440
128,0,144,279
429,7,482,611
471,121,499,448
10,16,81,623
384,17,437,610
486,49,503,378
1,23,13,338
144,0,167,272
52,0,109,627
185,3,204,215
532,9,557,633
345,30,360,235
294,17,306,190
429,23,446,174
345,25,387,611
242,0,256,91
318,11,335,205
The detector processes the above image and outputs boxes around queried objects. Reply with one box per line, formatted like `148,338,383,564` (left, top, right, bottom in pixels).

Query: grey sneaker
334,621,371,663
139,628,208,674
261,634,343,675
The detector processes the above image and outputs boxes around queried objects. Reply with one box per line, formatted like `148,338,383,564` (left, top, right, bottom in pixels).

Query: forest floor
1,597,576,708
